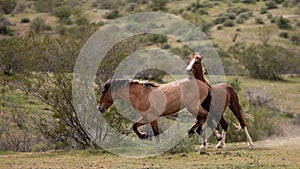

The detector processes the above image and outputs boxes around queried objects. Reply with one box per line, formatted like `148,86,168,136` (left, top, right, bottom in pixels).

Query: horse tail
227,84,253,130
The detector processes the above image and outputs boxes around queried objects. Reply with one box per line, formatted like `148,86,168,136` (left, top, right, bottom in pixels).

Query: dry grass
1,139,300,169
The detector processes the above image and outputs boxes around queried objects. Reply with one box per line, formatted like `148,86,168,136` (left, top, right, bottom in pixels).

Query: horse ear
199,54,205,60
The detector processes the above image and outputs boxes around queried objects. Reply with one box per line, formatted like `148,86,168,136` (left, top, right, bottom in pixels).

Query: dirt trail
255,135,300,149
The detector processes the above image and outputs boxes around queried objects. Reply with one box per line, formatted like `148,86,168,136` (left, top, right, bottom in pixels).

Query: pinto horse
186,54,254,149
97,78,211,141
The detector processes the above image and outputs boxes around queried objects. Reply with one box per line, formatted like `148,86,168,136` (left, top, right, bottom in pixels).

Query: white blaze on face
186,58,196,71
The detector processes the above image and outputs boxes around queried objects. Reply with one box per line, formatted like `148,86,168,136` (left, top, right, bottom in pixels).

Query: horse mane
103,79,159,92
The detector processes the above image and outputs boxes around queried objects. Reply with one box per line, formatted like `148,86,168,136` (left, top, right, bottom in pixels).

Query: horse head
185,53,205,78
97,80,114,113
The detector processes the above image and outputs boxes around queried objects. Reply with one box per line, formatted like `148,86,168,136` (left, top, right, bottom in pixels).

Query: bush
290,34,300,45
236,17,245,24
34,0,61,13
267,13,273,19
260,7,268,14
241,0,257,3
214,16,228,25
0,15,11,34
238,12,251,20
229,78,241,92
223,20,235,27
277,16,292,29
0,0,17,14
20,18,30,23
279,32,289,38
30,17,46,33
239,45,295,80
53,6,72,20
75,16,89,25
255,17,264,24
265,1,278,9
273,0,284,4
104,9,121,19
149,0,168,11
224,105,280,142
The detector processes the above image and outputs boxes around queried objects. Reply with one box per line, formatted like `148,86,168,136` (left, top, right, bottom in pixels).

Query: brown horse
186,54,254,149
97,78,210,141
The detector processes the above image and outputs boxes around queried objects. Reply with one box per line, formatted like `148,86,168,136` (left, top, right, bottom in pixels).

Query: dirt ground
1,135,300,169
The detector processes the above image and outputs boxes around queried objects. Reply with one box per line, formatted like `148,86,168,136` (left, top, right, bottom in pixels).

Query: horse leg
132,117,150,139
213,128,222,141
197,126,207,149
228,86,254,148
150,120,160,143
196,107,209,149
244,127,254,148
216,116,228,149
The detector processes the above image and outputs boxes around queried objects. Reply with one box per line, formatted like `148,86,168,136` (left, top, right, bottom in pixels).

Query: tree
0,37,28,75
0,0,17,14
238,45,295,80
0,15,11,34
30,17,46,33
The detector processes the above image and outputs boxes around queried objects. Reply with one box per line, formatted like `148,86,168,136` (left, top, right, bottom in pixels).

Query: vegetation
238,45,296,80
0,0,17,14
0,0,300,157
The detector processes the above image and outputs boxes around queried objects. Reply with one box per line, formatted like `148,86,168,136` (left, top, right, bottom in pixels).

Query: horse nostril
97,105,105,113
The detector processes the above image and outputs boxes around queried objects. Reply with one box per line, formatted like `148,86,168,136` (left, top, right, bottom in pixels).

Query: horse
97,78,211,141
186,54,254,149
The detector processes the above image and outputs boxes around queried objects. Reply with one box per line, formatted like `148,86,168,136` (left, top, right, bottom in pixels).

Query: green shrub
225,12,236,19
296,21,300,28
270,17,276,23
227,7,250,15
223,20,235,27
149,0,168,11
0,15,11,34
20,18,30,23
104,9,121,19
290,34,300,45
236,17,245,24
75,16,89,25
273,0,284,4
260,7,268,14
30,17,46,33
267,13,273,19
239,45,294,80
214,16,228,25
34,0,61,13
240,12,252,19
279,32,289,38
229,78,241,92
62,17,73,25
265,1,278,9
161,43,170,49
0,0,17,14
53,6,72,20
224,105,280,143
255,17,264,24
241,0,257,3
277,16,292,29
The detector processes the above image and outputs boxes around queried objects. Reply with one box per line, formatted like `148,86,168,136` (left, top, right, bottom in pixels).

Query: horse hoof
188,130,195,137
200,145,206,149
216,143,224,149
248,144,254,149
